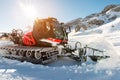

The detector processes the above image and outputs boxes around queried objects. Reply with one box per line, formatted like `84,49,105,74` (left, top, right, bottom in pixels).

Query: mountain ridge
65,4,120,32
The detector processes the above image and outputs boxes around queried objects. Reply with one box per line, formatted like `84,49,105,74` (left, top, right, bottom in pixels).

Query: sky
0,0,120,32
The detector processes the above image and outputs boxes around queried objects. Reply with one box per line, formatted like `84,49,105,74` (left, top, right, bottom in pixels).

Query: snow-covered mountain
0,4,120,80
65,4,120,32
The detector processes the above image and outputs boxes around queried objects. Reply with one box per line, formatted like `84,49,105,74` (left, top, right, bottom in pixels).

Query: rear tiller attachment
61,42,110,63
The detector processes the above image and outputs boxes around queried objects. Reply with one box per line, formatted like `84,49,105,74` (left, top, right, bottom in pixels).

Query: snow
0,17,120,80
106,10,120,18
68,17,120,79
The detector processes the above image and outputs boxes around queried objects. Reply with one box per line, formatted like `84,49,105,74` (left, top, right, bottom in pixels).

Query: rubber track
0,45,58,64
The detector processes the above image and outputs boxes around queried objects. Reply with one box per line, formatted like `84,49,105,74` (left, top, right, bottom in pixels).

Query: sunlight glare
19,1,38,20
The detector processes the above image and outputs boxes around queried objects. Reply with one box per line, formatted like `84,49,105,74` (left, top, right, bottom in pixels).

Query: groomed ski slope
0,18,120,80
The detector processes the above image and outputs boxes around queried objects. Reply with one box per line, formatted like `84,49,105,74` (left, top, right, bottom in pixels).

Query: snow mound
68,17,120,71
